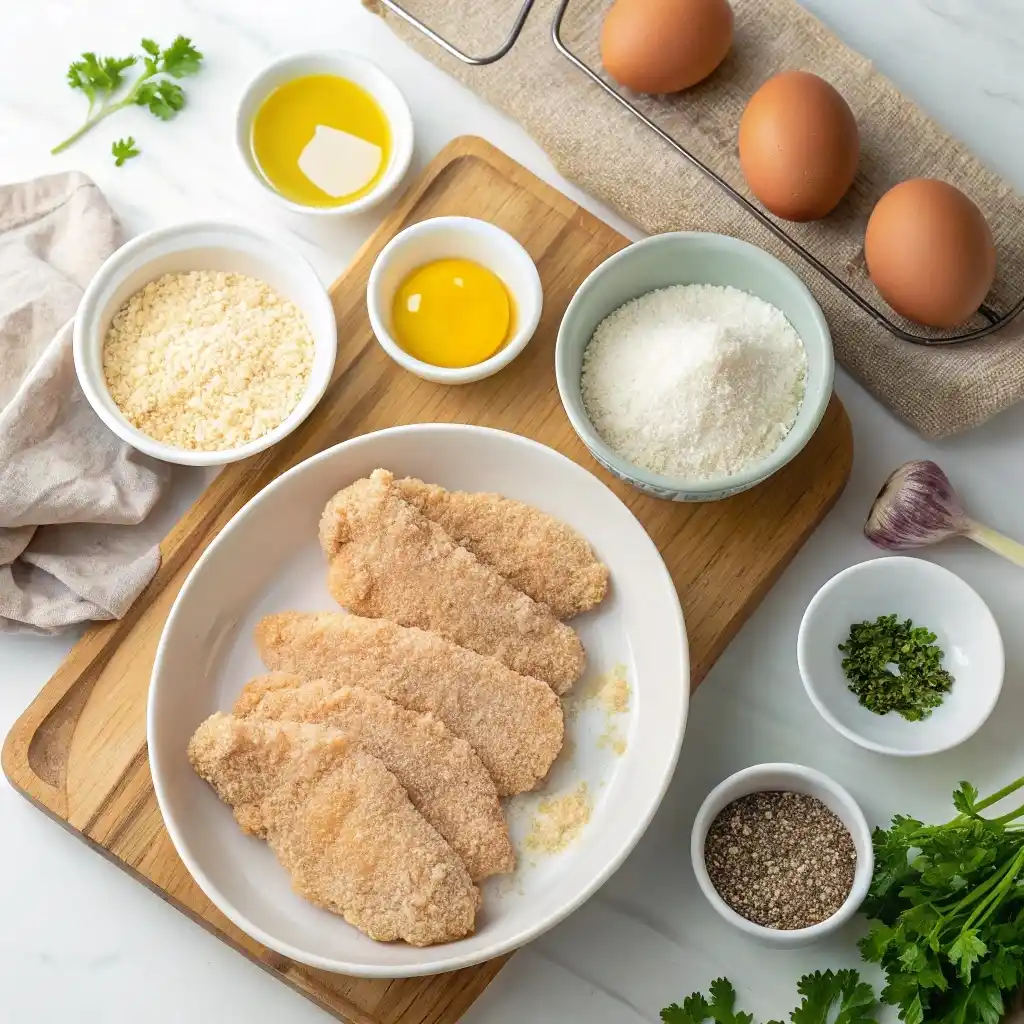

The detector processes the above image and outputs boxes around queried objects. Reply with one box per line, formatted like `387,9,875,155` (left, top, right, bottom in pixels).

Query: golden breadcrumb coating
234,674,515,881
393,476,610,620
187,713,479,947
318,469,584,692
254,611,563,796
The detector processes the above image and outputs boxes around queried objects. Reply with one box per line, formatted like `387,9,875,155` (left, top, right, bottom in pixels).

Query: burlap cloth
0,172,169,634
372,0,1024,438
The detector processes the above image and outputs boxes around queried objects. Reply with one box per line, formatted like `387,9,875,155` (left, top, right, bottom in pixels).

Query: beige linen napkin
0,172,169,634
375,0,1024,438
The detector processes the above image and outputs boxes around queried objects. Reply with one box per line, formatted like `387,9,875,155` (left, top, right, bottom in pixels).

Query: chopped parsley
838,613,953,721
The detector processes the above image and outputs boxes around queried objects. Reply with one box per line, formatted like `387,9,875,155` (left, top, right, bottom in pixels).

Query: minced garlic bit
103,270,314,451
524,782,591,854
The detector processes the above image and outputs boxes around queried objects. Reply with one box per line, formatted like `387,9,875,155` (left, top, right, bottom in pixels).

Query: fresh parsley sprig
662,977,754,1024
53,36,203,162
661,972,879,1024
788,971,878,1024
860,775,1024,1024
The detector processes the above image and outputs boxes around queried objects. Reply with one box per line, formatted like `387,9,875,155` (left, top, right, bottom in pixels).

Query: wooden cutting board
2,136,853,1024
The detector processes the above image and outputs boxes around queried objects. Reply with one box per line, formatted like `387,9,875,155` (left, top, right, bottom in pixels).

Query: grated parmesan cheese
580,284,807,481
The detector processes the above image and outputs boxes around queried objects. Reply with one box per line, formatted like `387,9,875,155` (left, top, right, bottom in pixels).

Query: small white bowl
555,232,834,502
235,50,414,216
797,556,1004,757
73,221,338,468
367,216,543,384
691,763,873,949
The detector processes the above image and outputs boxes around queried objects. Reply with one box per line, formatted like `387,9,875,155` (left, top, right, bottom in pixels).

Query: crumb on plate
524,782,592,854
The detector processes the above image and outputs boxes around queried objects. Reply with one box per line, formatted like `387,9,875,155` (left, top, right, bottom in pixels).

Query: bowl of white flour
555,232,833,502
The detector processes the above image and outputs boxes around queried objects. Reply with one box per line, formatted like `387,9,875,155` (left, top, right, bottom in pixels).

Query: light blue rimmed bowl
555,232,834,502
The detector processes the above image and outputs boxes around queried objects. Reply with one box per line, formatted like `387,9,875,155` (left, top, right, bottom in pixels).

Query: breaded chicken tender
187,713,479,946
234,674,515,881
393,476,609,620
319,469,585,692
255,611,563,796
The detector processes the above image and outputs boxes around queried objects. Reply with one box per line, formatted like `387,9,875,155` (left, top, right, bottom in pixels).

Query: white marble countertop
2,1,1024,1020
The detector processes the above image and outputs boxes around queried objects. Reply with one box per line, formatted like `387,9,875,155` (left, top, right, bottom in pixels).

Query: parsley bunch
860,776,1024,1024
839,614,954,721
52,36,203,164
661,971,878,1024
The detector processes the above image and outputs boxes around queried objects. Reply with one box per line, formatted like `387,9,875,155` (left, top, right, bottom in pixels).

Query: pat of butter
297,125,383,199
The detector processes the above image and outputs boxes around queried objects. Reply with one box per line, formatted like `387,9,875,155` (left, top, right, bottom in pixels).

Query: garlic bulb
865,460,1024,567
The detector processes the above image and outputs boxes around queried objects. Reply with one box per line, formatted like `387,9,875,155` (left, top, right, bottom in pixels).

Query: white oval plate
149,424,688,977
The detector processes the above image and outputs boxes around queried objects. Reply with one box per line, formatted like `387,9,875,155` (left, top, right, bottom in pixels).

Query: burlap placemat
371,0,1024,438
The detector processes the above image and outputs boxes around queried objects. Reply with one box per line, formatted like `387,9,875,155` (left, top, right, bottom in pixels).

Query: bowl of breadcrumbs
74,221,337,466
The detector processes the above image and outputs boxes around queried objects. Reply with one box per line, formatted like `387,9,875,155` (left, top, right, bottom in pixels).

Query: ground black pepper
703,791,857,930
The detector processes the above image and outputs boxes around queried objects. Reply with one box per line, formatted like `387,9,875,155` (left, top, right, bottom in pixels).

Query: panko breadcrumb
599,665,631,714
565,663,631,721
102,270,313,451
525,782,592,854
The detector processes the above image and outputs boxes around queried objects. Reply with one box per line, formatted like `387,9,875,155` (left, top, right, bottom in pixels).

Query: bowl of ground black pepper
690,763,873,947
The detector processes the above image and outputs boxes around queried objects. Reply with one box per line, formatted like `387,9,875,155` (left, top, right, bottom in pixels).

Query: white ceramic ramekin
366,216,543,384
73,221,337,468
235,50,414,217
798,556,1004,757
690,763,873,949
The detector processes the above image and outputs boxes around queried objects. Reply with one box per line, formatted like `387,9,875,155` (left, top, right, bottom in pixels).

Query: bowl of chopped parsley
797,556,1003,756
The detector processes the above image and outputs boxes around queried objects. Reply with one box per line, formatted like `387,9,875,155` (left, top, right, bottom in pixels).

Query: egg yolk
391,259,512,369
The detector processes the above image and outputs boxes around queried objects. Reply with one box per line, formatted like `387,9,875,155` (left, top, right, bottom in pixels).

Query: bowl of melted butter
236,51,414,216
367,216,543,384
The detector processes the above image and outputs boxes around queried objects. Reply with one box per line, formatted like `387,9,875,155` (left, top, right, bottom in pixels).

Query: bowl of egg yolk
367,216,543,384
236,51,414,216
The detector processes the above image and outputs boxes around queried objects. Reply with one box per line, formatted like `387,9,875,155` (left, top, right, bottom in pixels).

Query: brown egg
865,179,996,328
738,71,860,222
600,0,734,95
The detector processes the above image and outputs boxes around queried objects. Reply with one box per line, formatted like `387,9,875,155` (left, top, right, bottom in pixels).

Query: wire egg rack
376,0,1024,346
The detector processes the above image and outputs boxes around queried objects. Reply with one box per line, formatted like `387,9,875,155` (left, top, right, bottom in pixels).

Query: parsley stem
973,776,1024,814
964,848,1024,931
951,850,1022,919
51,105,117,154
931,847,1023,921
942,776,1024,828
50,71,152,155
991,803,1024,826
